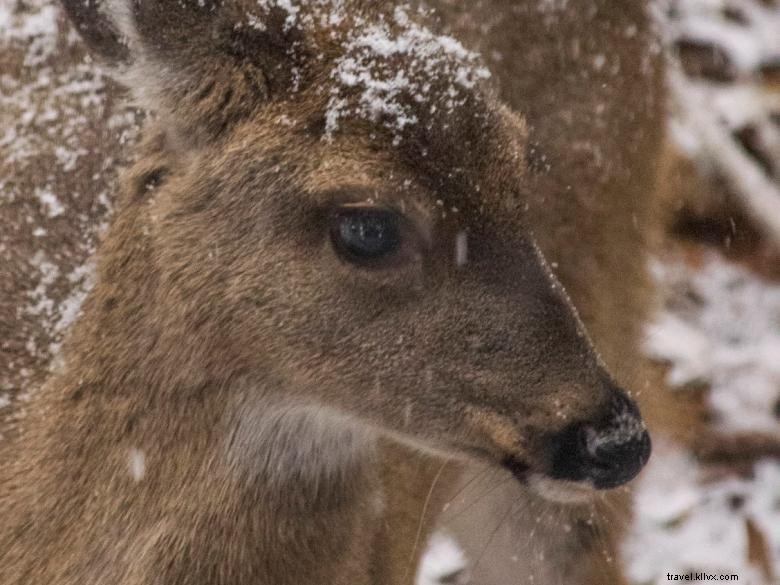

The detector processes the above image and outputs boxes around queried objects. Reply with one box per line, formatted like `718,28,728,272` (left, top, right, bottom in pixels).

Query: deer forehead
110,0,526,227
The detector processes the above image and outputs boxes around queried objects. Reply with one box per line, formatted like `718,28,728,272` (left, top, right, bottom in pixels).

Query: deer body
0,2,664,585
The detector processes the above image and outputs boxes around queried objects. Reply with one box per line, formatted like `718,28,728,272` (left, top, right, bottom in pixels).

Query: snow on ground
0,0,139,400
624,0,780,582
624,252,780,585
662,0,780,243
665,0,780,73
626,439,779,585
646,255,780,436
621,1,780,580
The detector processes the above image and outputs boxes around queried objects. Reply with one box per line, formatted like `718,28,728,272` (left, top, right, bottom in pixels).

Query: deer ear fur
61,0,313,144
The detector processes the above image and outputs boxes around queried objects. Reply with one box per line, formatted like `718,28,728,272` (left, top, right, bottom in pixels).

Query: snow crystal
536,0,570,13
128,448,146,482
256,0,301,30
247,0,345,32
455,231,468,268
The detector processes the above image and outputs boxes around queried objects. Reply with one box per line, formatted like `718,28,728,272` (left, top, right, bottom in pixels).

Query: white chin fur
526,473,596,505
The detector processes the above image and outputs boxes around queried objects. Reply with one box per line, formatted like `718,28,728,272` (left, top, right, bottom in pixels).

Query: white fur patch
526,473,595,505
225,399,374,492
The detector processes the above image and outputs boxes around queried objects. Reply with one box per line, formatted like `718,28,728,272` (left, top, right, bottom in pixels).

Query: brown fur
0,1,665,584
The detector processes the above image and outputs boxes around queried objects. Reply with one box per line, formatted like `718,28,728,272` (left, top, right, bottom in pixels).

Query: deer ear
62,0,313,143
61,0,129,64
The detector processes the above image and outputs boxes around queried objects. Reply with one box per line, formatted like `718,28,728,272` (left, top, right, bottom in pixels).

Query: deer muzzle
538,390,651,490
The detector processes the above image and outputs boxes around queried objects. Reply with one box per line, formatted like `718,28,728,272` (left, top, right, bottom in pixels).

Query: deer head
60,0,650,498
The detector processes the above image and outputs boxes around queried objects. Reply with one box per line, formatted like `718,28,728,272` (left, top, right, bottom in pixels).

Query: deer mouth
525,474,603,504
499,455,597,505
501,454,531,482
501,432,650,504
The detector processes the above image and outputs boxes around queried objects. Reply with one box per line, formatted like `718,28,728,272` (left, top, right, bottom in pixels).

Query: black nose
549,403,651,489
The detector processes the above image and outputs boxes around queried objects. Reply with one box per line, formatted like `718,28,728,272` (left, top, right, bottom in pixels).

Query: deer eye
330,207,403,266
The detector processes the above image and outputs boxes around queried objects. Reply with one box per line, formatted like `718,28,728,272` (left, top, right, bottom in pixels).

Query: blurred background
625,1,779,583
1,1,778,583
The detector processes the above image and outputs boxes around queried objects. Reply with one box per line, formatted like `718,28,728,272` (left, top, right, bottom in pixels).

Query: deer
0,1,665,585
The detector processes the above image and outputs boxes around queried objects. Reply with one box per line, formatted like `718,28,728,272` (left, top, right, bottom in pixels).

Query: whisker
440,463,497,511
470,491,518,576
443,471,514,524
402,456,451,584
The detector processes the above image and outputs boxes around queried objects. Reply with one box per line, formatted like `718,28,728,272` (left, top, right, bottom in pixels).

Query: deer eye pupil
331,209,401,264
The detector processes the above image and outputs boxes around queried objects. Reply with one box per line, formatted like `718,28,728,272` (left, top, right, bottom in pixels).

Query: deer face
65,0,649,495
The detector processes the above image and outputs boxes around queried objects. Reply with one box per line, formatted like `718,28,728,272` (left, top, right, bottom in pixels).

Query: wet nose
580,420,651,489
550,395,651,489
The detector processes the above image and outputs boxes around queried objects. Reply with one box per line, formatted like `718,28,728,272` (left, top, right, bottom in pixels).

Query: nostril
548,416,651,490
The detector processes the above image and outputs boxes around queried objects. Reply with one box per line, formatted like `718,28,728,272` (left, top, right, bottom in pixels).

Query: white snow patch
325,5,490,141
240,2,490,143
26,250,60,318
664,0,780,244
625,440,780,585
24,255,96,358
247,0,346,32
586,411,647,453
646,255,780,435
0,1,58,66
48,261,96,355
666,0,780,72
35,188,65,218
417,532,468,585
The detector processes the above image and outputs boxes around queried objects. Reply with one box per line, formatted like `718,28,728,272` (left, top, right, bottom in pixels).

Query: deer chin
501,456,596,504
525,474,597,505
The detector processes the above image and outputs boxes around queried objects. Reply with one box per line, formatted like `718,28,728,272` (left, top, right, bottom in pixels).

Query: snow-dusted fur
1,2,665,585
